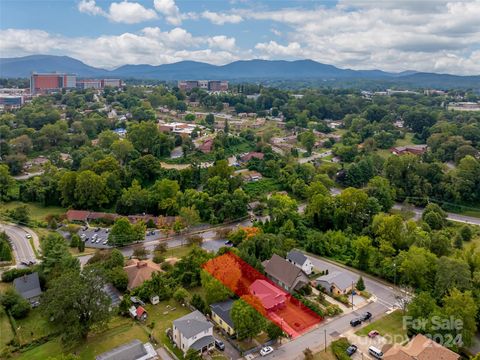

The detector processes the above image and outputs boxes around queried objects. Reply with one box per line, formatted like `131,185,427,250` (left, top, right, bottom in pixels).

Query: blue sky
1,0,479,74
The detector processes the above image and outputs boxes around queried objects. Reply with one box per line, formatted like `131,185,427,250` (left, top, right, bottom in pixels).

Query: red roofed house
391,145,428,156
136,306,148,321
250,279,286,312
240,152,264,163
66,210,90,222
198,139,214,154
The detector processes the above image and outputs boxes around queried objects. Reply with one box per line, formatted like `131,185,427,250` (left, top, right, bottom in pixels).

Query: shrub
0,289,30,319
2,268,33,282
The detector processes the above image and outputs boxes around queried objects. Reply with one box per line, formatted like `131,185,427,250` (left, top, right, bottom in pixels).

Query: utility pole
324,329,327,352
351,281,354,309
393,262,397,287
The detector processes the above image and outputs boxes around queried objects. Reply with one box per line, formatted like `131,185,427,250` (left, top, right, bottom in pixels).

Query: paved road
297,150,333,164
393,204,480,225
0,223,38,266
262,254,398,360
13,171,44,181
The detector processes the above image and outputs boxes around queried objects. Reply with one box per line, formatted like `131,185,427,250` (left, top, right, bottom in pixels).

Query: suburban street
262,254,399,360
0,223,38,266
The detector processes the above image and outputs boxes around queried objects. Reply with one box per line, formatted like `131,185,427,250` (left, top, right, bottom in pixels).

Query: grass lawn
355,310,406,341
147,299,191,358
16,316,150,360
395,133,415,147
15,308,56,345
0,202,66,223
0,306,14,350
165,244,194,259
243,178,282,199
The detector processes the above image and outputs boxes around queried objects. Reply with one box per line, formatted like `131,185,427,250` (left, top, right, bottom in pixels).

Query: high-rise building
30,73,77,94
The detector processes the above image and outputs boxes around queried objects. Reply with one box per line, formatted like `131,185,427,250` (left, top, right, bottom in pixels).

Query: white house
172,310,215,355
286,250,314,275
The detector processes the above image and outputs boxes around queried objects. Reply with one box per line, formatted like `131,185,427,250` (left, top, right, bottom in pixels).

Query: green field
0,202,66,223
0,306,14,350
243,178,282,198
15,308,56,345
355,310,407,342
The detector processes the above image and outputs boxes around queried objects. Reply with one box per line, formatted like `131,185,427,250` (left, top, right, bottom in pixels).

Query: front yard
355,310,407,342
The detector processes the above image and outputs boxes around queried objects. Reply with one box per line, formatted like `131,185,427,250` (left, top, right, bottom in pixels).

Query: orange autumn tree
203,252,242,292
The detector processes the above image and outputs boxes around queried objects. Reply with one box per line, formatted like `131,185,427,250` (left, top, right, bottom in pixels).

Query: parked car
102,240,108,245
361,312,372,321
25,233,32,239
224,240,233,246
214,339,225,351
368,330,379,338
350,318,362,327
260,346,274,356
83,226,88,231
94,227,100,232
346,345,358,356
368,346,383,359
105,228,110,233
81,233,86,239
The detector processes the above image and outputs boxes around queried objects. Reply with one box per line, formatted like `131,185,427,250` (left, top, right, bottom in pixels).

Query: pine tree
356,276,365,291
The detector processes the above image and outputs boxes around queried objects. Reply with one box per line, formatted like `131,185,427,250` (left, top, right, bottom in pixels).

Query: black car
350,318,362,327
215,339,225,351
361,312,372,321
94,227,101,232
346,345,358,356
224,240,233,246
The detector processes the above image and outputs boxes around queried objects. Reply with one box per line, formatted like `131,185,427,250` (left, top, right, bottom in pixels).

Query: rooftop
286,250,308,266
13,272,42,300
210,299,234,328
173,310,212,339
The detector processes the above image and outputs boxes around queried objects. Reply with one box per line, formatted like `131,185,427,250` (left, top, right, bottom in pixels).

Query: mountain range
1,55,479,89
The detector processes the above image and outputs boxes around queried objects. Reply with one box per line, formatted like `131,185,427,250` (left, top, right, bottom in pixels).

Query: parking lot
77,227,111,249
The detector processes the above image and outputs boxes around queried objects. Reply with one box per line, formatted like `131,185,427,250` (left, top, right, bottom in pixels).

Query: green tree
10,205,30,225
231,298,266,340
442,289,478,347
205,113,215,125
185,349,202,360
434,257,471,299
0,164,14,201
109,217,143,246
70,234,80,248
74,170,108,209
399,246,437,291
41,268,111,345
422,203,447,230
200,270,232,304
366,176,396,212
0,288,30,319
356,276,365,291
173,287,190,303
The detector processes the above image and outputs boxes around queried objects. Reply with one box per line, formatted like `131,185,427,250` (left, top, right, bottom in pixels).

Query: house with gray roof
263,254,309,293
316,271,356,296
95,339,157,360
286,250,313,275
13,272,42,304
172,310,214,355
210,299,235,336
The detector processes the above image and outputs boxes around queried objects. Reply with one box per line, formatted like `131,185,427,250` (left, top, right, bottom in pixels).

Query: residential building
172,310,215,355
239,152,264,163
13,272,42,304
286,250,314,275
263,254,309,292
391,144,428,156
315,271,356,296
123,259,162,290
210,299,235,336
383,334,459,360
129,306,148,321
198,138,214,154
30,72,76,94
96,339,157,360
250,279,287,311
178,80,228,92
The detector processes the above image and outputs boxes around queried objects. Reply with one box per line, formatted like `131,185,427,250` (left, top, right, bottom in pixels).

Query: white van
368,346,383,359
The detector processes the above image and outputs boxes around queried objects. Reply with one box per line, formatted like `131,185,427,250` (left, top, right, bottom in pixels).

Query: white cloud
201,11,243,25
153,0,183,25
207,35,237,51
108,1,158,24
0,28,244,68
78,0,105,16
255,41,301,57
78,0,157,24
242,1,480,74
